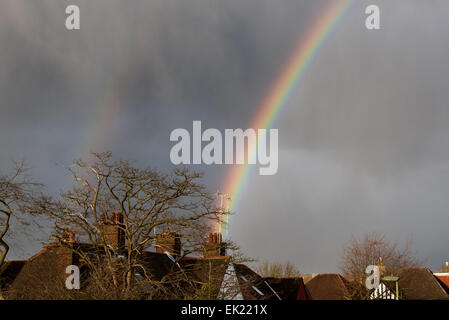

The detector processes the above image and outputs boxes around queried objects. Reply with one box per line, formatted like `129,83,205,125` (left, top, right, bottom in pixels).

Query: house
232,263,281,300
370,282,396,300
0,212,231,299
4,213,447,300
232,264,309,300
371,268,449,300
396,268,449,300
304,274,352,300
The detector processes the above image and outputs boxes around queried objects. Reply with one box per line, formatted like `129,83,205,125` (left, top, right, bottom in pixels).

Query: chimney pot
100,212,106,225
114,211,123,225
204,232,226,257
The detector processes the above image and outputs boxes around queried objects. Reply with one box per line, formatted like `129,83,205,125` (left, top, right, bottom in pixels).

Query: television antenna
215,190,231,235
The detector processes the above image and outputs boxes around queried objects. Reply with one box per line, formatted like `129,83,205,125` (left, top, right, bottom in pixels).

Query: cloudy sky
1,0,449,273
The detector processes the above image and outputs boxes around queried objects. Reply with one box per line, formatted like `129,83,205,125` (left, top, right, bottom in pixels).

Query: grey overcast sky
1,0,449,273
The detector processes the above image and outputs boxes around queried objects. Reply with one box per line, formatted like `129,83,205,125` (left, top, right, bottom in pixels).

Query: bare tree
340,232,421,280
0,162,43,268
256,260,301,278
36,152,237,299
339,232,422,299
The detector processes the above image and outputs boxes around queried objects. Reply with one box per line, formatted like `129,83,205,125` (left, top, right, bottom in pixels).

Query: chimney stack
156,231,181,257
56,230,76,282
100,211,125,251
204,232,226,257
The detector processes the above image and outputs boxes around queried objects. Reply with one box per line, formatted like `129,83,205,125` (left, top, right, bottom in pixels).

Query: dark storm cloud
281,1,449,176
0,0,323,259
0,0,319,125
1,0,449,272
233,0,449,272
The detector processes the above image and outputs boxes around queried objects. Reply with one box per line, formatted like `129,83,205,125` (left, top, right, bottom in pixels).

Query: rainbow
74,22,150,166
221,0,354,236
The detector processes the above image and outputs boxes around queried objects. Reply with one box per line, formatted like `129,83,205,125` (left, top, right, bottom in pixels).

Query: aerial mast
215,190,231,236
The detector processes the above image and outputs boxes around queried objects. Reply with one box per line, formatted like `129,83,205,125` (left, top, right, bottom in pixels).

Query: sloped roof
264,277,309,300
233,264,280,300
434,273,449,294
397,268,449,300
305,274,350,300
0,260,26,289
140,251,230,299
2,240,230,299
3,245,78,295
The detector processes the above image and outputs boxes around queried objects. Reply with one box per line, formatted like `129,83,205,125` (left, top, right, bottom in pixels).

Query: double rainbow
221,0,354,236
72,1,354,237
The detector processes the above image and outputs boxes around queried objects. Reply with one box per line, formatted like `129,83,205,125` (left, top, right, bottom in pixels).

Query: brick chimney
156,231,181,257
55,230,77,281
100,211,125,251
204,232,226,257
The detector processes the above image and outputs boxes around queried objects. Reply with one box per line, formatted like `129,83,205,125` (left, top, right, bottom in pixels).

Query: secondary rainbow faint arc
221,0,354,236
